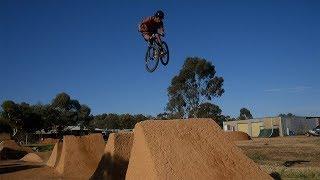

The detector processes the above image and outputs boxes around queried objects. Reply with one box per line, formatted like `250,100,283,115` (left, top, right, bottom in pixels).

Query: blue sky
0,0,319,118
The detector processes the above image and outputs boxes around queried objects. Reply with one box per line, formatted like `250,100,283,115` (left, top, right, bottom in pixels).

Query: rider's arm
158,21,164,35
139,17,152,32
158,27,164,36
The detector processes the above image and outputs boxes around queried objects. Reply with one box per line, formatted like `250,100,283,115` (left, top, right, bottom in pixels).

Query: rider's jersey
139,16,164,34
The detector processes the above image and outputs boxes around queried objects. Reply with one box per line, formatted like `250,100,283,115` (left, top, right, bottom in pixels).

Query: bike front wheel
145,46,160,73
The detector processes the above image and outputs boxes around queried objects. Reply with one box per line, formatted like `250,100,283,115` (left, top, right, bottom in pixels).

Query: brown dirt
225,131,252,141
91,132,133,180
20,153,43,163
40,138,59,145
46,141,63,167
126,119,272,180
0,140,33,152
54,133,105,179
0,140,33,160
35,151,52,162
0,160,61,180
0,133,11,141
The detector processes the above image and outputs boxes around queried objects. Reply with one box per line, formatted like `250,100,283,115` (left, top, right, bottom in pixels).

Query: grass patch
25,144,54,152
276,169,320,180
311,138,320,145
248,152,268,163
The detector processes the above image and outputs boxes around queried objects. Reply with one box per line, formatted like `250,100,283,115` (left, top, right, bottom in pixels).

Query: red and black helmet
154,10,164,19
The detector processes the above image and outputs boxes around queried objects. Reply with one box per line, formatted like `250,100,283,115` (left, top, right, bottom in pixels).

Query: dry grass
236,136,320,179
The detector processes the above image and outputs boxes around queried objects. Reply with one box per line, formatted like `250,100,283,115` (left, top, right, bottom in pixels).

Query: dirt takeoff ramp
54,134,105,179
126,119,272,180
46,141,63,167
224,131,252,142
91,132,133,180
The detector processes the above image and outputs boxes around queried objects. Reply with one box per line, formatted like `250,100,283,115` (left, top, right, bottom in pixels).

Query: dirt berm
0,140,33,160
52,133,105,179
224,131,252,141
91,132,133,180
126,119,272,180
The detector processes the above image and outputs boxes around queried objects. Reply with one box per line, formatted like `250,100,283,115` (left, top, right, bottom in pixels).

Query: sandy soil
40,138,59,145
20,153,43,163
91,132,133,180
126,119,271,180
224,131,252,141
0,160,61,180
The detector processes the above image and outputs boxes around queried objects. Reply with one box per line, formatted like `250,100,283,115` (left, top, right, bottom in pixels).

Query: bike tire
145,46,159,73
160,41,169,66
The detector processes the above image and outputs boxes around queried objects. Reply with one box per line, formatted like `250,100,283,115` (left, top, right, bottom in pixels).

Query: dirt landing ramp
46,141,63,167
225,131,252,141
126,119,272,180
91,132,133,180
54,133,105,179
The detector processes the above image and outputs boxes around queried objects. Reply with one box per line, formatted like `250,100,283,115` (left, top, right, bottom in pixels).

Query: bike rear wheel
145,46,160,73
160,41,169,66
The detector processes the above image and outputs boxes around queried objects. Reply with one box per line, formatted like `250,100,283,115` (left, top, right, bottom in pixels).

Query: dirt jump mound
225,131,252,141
21,153,43,163
49,133,105,179
46,141,63,167
91,132,133,180
0,140,33,160
126,119,271,180
40,138,59,145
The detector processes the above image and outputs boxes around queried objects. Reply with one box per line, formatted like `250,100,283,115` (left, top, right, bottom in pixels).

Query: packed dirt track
0,118,273,179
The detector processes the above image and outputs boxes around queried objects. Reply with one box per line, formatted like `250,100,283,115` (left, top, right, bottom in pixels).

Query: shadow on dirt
270,172,281,180
283,160,310,167
0,163,42,174
90,153,129,180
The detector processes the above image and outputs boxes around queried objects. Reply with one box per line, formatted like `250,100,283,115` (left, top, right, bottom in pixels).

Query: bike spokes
145,46,160,73
160,42,169,66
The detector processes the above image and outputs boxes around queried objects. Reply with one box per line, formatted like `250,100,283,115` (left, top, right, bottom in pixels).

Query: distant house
35,126,104,137
223,116,320,137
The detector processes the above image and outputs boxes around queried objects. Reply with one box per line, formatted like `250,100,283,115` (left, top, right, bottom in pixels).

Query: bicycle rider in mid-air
138,10,165,57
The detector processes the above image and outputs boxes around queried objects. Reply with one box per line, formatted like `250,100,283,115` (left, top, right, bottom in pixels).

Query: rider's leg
153,34,165,57
142,32,153,45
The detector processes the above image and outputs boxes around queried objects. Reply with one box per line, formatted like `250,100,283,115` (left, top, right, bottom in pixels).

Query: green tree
19,102,43,133
156,112,170,120
279,113,295,118
0,117,13,134
51,92,92,136
238,108,253,120
189,102,224,126
1,100,21,124
166,57,224,118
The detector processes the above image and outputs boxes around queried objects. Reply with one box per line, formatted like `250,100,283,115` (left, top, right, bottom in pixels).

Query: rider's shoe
153,50,159,59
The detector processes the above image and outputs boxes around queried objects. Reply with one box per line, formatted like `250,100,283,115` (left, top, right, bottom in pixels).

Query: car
306,126,320,136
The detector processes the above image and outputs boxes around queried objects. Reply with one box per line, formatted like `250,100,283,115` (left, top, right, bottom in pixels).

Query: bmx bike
145,33,169,73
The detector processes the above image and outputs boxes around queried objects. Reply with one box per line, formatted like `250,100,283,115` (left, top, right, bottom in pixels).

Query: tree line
0,57,256,138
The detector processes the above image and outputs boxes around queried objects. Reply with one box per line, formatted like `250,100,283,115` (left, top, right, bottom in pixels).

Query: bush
0,118,13,134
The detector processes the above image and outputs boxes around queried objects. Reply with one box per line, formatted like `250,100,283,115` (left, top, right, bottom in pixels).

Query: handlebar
152,33,165,37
